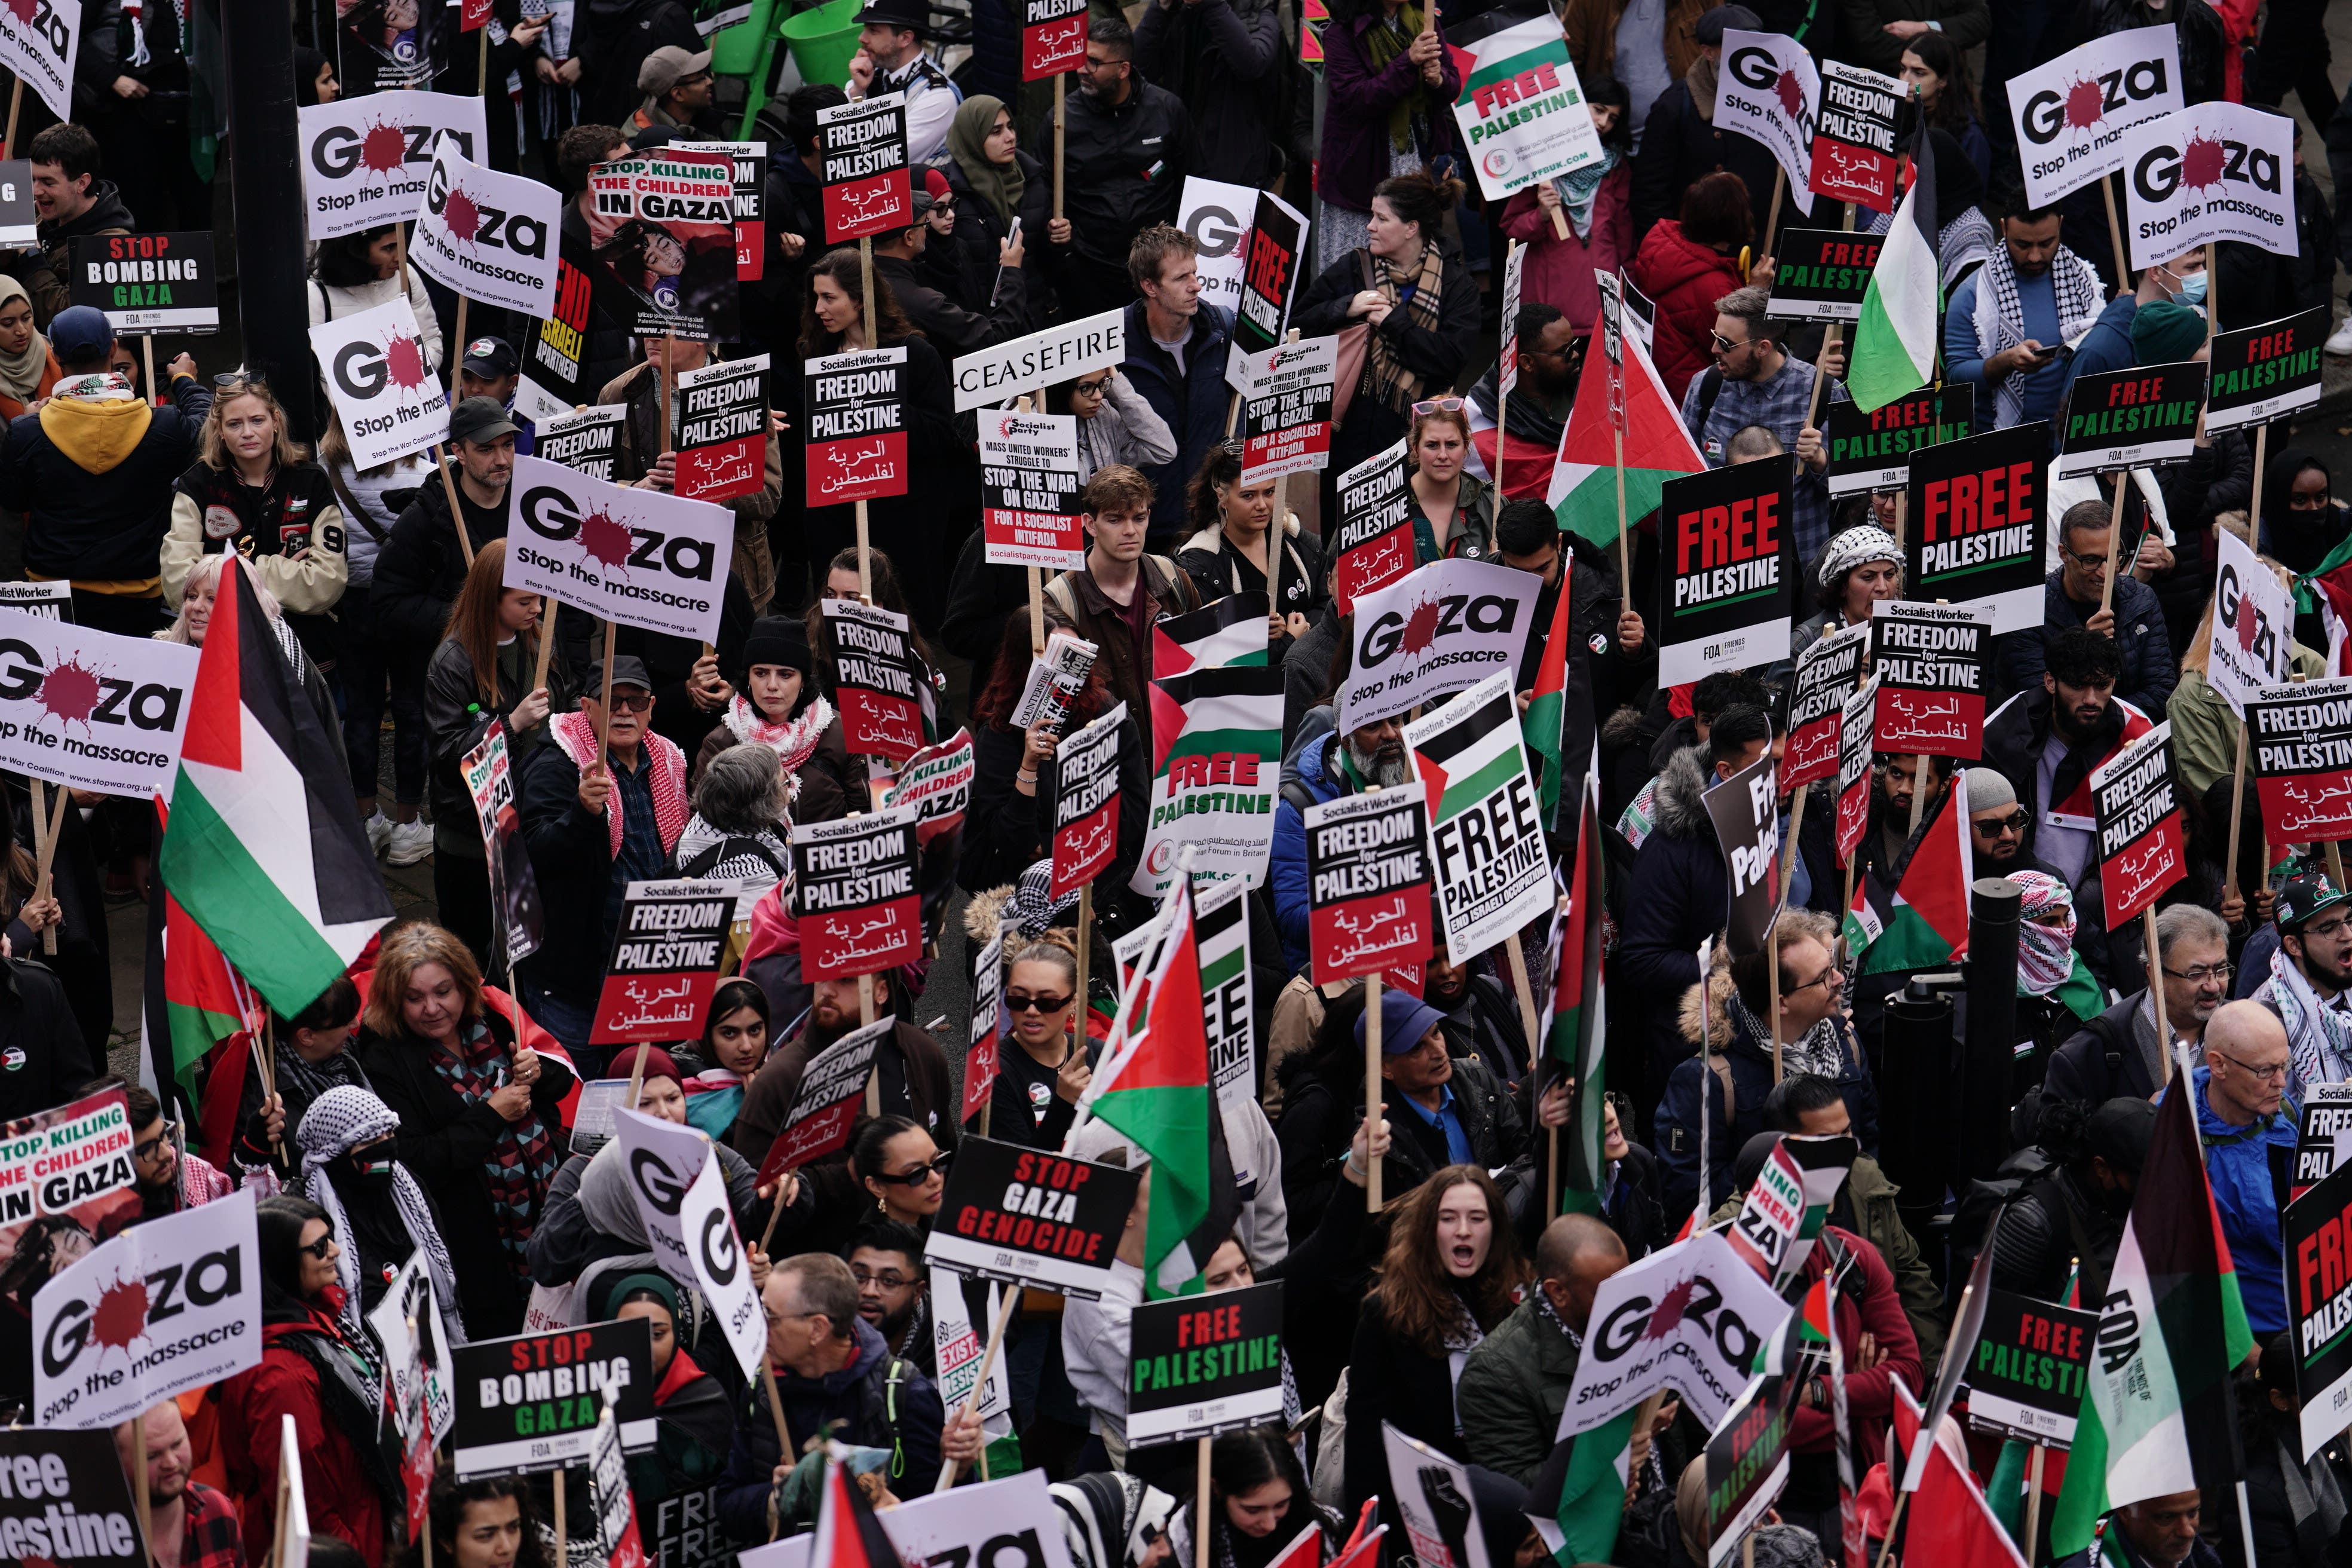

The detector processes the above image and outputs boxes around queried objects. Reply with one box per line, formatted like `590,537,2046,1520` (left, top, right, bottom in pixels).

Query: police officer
846,0,960,165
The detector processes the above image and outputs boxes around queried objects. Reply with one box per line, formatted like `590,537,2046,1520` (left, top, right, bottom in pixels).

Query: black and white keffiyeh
1970,243,2102,429
297,1085,466,1344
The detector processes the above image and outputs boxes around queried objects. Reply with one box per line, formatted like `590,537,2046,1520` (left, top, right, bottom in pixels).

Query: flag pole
2022,1442,2047,1561
449,298,468,400
1496,241,1515,498
433,443,476,567
1762,167,1784,259
1075,884,1093,1051
1195,1438,1212,1568
2102,175,2130,290
1502,936,1548,1212
551,1457,566,1564
1800,204,1857,433
1364,969,1383,1214
1767,924,1782,1085
934,1285,1019,1492
535,600,559,695
29,777,59,956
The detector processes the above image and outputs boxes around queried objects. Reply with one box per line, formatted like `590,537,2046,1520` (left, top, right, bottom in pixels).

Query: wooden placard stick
933,1285,1019,1492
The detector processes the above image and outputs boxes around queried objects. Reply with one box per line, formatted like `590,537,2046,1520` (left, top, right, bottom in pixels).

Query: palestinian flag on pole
158,560,392,1015
1548,1407,1638,1565
1523,558,1576,825
1845,127,1943,413
1846,771,1971,976
2051,1082,2255,1555
810,1451,903,1568
1554,753,1607,1217
2298,532,2352,675
1153,593,1270,674
1549,296,1704,553
1082,877,1239,1298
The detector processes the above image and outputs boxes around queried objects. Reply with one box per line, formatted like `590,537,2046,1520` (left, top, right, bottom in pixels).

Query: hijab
2262,447,2338,574
949,95,1024,228
0,277,51,408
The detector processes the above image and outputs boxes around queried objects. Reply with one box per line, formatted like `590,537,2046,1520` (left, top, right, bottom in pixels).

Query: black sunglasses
299,1230,337,1260
1006,993,1073,1013
877,1152,953,1185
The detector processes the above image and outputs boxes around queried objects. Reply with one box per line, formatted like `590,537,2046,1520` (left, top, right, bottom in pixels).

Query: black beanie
742,615,813,681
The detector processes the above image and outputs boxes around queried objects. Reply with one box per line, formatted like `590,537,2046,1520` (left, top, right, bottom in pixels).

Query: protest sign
1785,622,1867,791
588,1405,648,1568
1558,1230,1794,1437
1498,243,1523,398
2013,27,2182,208
0,581,72,620
925,1136,1142,1299
951,309,1126,412
2248,677,2352,846
1702,746,1781,960
2207,528,2294,717
886,729,975,829
1826,384,1973,497
741,1473,1077,1568
532,403,625,480
32,1188,260,1428
1331,440,1414,612
674,354,770,503
1382,1423,1492,1568
1225,191,1309,389
1704,1371,1800,1565
69,232,218,333
590,880,731,1045
964,923,1006,1125
980,409,1087,569
1447,1,1604,204
1337,557,1540,731
337,0,429,87
461,720,541,970
518,233,600,421
2055,362,2206,479
311,296,451,469
1715,32,1817,219
1726,1134,1855,1285
1763,229,1880,322
1304,789,1434,984
1903,419,2047,632
2120,100,2299,270
1835,676,1877,866
1180,178,1254,317
1052,702,1126,897
1198,879,1255,1115
819,94,912,242
760,1018,890,1180
298,92,486,240
503,455,731,644
0,611,195,798
448,1316,656,1475
412,140,562,318
2287,1154,2352,1459
1809,61,1901,207
1404,673,1552,961
0,1087,137,1262
2090,721,2185,928
1131,664,1284,899
1968,1288,2096,1447
792,805,921,978
933,1267,1013,1420
1022,0,1088,76
670,139,768,280
1126,1281,1286,1446
805,347,908,505
0,1427,143,1566
0,0,76,122
1011,632,1097,730
1238,336,1336,485
1656,455,1795,685
1872,601,1993,760
586,148,739,339
822,598,927,759
610,1107,765,1376
2293,1085,2352,1203
368,1251,456,1448
2205,307,2328,433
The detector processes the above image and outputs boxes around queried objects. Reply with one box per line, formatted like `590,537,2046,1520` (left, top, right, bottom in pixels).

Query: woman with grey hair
673,742,792,923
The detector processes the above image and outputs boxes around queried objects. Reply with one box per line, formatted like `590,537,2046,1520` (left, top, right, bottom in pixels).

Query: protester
673,749,794,954
1498,80,1633,333
1793,525,1900,658
125,1083,233,1218
1627,6,1779,242
2242,1333,2352,1567
1991,1097,2155,1309
672,976,773,1139
234,976,370,1171
1900,32,1991,180
2001,501,2178,715
1982,628,2146,924
13,125,136,327
1398,400,1497,563
850,1114,950,1228
1468,305,1579,496
1120,228,1238,549
374,399,520,687
1630,172,1751,402
1359,989,1546,1214
2055,1491,2222,1568
969,914,1092,1149
399,1474,553,1568
1177,440,1323,639
116,1401,244,1568
1269,712,1408,969
1457,1215,1628,1487
1039,464,1202,740
942,96,1053,332
307,226,445,376
1944,206,2103,432
1692,288,1838,561
1046,16,1197,317
1166,1426,1344,1568
2254,876,2352,1095
0,278,59,419
2047,904,2231,1104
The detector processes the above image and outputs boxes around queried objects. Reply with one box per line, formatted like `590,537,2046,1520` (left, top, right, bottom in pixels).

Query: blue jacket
1270,729,1352,972
2184,1064,2295,1334
1998,571,2178,718
1122,298,1235,535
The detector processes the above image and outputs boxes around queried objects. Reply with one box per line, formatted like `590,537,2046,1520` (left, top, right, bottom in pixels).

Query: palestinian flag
808,1451,902,1568
1755,1274,1835,1377
1553,754,1607,1218
2045,699,2153,829
1847,771,1971,976
1549,298,1704,552
157,559,392,1014
1548,1407,1638,1565
2051,1082,2254,1554
1523,557,1576,824
2297,531,2352,674
1845,128,1942,412
1154,592,1269,674
1083,878,1239,1298
141,834,244,1109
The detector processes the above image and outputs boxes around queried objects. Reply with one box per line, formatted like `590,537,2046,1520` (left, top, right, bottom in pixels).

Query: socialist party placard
761,1018,890,1178
1655,454,1794,687
534,403,626,480
925,1137,1142,1300
311,296,451,470
1904,420,2048,633
503,456,733,645
69,232,218,333
0,610,197,798
1052,702,1126,898
1968,1289,2095,1448
1714,33,1817,220
1872,601,1992,761
2248,677,2352,846
411,140,562,318
674,355,769,503
818,93,912,243
1304,789,1434,984
1784,621,1867,791
980,409,1086,570
2090,721,2185,928
1225,190,1307,391
589,880,731,1046
586,148,739,341
1238,336,1336,486
2120,100,2299,270
2055,362,2206,479
1126,1281,1286,1447
2290,1156,2352,1460
1826,384,1973,496
1809,61,1901,207
1763,229,1880,323
2205,307,2327,433
2011,29,2182,209
298,91,487,240
1022,0,1088,78
805,348,908,506
1331,440,1413,612
792,804,922,979
822,598,926,760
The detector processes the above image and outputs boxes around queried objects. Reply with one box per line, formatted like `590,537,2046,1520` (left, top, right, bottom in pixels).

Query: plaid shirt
181,1482,247,1568
1678,355,1843,567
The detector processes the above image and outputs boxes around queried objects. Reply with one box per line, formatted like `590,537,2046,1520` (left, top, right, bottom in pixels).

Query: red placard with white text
817,94,911,243
1303,791,1434,984
1022,0,1089,77
804,347,908,506
2090,721,2186,929
1052,703,1126,898
2248,677,2352,847
791,807,923,980
822,597,928,760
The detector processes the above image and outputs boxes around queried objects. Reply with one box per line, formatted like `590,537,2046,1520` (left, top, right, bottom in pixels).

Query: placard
1785,622,1867,791
951,309,1126,412
933,1266,1012,1420
1968,1288,2095,1447
1655,454,1794,686
817,93,912,243
1447,1,1604,204
2089,719,2185,929
1716,32,1818,220
1809,61,1901,207
311,295,451,470
1225,190,1308,391
1197,877,1256,1115
792,805,921,978
449,1317,656,1476
519,232,599,421
1558,1230,1794,1437
2012,28,2183,208
1835,676,1876,866
587,1404,647,1568
0,161,32,250
339,0,430,87
69,232,219,334
2120,100,2299,270
587,148,739,341
1010,632,1097,731
0,610,196,798
1826,384,1971,496
1763,229,1880,323
412,140,562,318
1331,439,1413,612
1497,242,1523,397
1336,557,1541,732
0,1088,137,1259
2054,361,2206,479
886,728,976,828
460,719,541,969
0,0,77,124
2207,528,2293,718
1872,601,1992,761
608,1108,764,1377
2290,1150,2352,1460
1125,1281,1285,1446
2250,677,2352,846
368,1250,457,1450
533,403,626,481
1704,1371,1799,1566
503,455,732,644
1021,0,1088,77
1903,419,2047,633
1725,1134,1854,1284
2292,1085,2352,1203
1238,336,1336,485
1304,789,1434,984
760,1018,890,1181
980,409,1086,569
1404,673,1552,961
1382,1424,1492,1568
0,580,71,621
0,1428,143,1566
674,354,770,503
925,1137,1142,1300
1130,663,1285,899
589,879,730,1045
298,92,488,240
963,923,1005,1125
743,1472,1077,1568
1052,702,1125,897
804,347,908,505
1702,746,1781,960
670,139,769,280
2205,307,2327,433
822,598,926,760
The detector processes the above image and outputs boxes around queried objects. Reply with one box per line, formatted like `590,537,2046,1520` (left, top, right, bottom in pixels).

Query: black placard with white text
791,805,923,979
71,231,219,333
1125,1282,1287,1447
804,348,907,506
1826,384,1973,496
1656,455,1794,685
924,1136,1142,1300
1224,191,1307,391
449,1318,656,1477
2204,307,2327,433
1763,229,1882,323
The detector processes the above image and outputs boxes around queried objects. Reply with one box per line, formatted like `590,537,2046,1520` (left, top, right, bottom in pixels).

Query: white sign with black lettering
2119,100,2299,268
2010,29,2183,209
952,309,1126,411
299,91,489,240
411,140,562,317
502,455,733,644
310,295,452,469
0,609,197,798
609,1108,765,1377
0,0,79,126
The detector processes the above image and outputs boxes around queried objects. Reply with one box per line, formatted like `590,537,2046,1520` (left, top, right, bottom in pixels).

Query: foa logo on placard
2133,131,2282,201
2020,57,2169,145
313,118,477,179
1725,46,1815,135
520,485,718,580
427,161,549,259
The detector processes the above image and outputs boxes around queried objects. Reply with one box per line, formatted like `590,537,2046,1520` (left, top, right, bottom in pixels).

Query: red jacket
219,1318,391,1568
1497,164,1633,334
1626,218,1746,404
1789,1226,1923,1472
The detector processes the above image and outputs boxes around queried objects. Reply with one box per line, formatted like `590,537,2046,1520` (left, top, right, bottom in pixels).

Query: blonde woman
160,553,346,764
163,375,348,630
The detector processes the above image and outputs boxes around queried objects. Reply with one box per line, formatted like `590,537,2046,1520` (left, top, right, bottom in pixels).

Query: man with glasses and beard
1680,286,1839,562
2002,499,2179,716
843,1221,932,1370
2253,876,2352,1095
2048,904,2231,1105
1269,712,1410,971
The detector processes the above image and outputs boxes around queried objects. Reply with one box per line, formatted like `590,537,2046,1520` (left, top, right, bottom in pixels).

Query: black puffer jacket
373,466,510,651
0,373,212,585
941,152,1055,333
1040,78,1199,271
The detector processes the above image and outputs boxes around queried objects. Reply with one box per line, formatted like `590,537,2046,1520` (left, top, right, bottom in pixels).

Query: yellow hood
39,393,151,474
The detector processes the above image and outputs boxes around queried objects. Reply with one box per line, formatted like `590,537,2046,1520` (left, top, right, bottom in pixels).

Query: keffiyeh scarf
297,1085,465,1345
1971,243,2102,429
1729,993,1851,1083
2011,871,2078,996
2270,944,2352,1094
551,708,689,859
1365,244,1448,418
427,1019,562,1277
722,690,832,789
1553,148,1619,240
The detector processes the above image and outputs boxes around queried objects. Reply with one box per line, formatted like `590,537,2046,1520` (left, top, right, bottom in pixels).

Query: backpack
1041,554,1193,624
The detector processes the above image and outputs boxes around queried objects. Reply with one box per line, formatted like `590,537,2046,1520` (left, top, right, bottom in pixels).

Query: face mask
2173,271,2208,308
342,1150,395,1186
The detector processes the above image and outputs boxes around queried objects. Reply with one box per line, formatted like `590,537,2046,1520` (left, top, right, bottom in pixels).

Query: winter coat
1269,729,1353,971
164,460,350,618
514,732,688,999
1373,1052,1533,1212
1043,78,1199,271
525,1143,764,1289
1781,1227,1923,1472
940,151,1055,333
220,1314,405,1568
1040,552,1203,752
1998,570,2178,718
1559,0,1707,83
1294,242,1483,479
1628,77,1784,246
572,0,702,127
1134,0,1294,188
308,266,443,379
2044,990,2167,1108
1316,10,1459,214
1404,471,1499,564
1977,684,2136,962
0,956,91,1125
959,712,1150,895
1497,167,1634,332
1120,298,1237,534
2241,1410,2352,1568
1342,1288,1480,1515
1837,0,1989,76
728,1016,959,1232
1627,219,1745,404
2183,1063,2294,1333
0,372,213,589
1177,515,1325,628
372,464,509,652
8,180,134,326
1456,1293,1582,1488
424,632,575,859
872,252,1030,362
1616,750,1738,1061
716,1316,945,1539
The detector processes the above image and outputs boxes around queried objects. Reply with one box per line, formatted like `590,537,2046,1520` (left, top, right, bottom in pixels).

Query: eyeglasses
1071,377,1112,397
604,690,653,713
1410,397,1465,416
1785,962,1842,997
2161,961,2232,984
133,1120,180,1161
2302,917,2351,941
1972,808,2030,834
876,1153,953,1185
850,1266,916,1291
298,1232,337,1260
2209,1049,2287,1083
2060,546,2110,572
1006,993,1073,1013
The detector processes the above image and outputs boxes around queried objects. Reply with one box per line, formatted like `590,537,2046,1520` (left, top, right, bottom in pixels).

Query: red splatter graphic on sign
442,185,483,245
2238,601,2260,653
90,1274,151,1354
578,507,634,571
35,656,101,731
2181,134,2228,190
383,334,430,391
1645,1276,1695,1339
1,0,35,25
2063,78,2104,130
1399,598,1441,657
359,121,410,174
1772,70,1803,122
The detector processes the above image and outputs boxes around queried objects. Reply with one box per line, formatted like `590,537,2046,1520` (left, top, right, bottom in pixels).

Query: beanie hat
2130,301,2206,366
742,615,814,681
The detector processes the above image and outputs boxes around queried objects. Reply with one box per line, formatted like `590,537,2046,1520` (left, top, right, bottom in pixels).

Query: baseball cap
448,396,520,446
608,656,654,693
2083,1097,2158,1177
638,45,714,96
1355,988,1446,1056
48,305,114,363
2277,874,2349,932
461,336,517,379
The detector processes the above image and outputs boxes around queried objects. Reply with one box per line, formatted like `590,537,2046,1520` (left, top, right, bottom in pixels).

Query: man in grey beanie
1963,767,2031,880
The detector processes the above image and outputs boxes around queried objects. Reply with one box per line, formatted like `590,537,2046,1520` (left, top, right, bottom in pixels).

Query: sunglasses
213,370,270,390
876,1152,953,1185
299,1231,337,1260
1708,331,1751,354
1410,396,1465,415
604,690,653,713
1973,808,2030,834
1006,993,1073,1013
